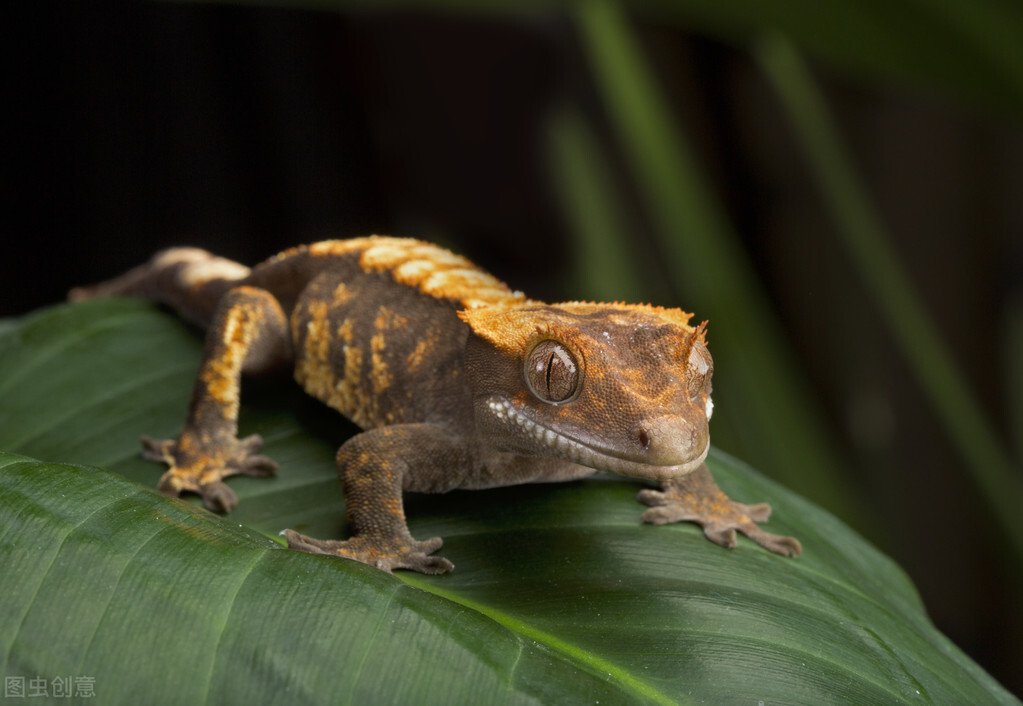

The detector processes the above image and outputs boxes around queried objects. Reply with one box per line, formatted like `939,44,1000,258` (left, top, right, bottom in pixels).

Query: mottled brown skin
71,237,801,573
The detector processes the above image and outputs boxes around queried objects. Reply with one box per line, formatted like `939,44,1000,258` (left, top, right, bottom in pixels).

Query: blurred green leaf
0,299,1016,704
546,106,667,305
755,33,1023,563
628,0,1023,117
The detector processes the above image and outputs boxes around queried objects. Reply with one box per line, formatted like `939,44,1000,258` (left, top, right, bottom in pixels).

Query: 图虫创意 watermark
4,676,95,699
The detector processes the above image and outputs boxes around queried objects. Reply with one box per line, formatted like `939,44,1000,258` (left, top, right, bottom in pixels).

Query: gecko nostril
637,429,651,450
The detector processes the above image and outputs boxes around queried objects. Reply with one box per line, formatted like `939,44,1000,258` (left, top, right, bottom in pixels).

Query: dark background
4,3,1021,695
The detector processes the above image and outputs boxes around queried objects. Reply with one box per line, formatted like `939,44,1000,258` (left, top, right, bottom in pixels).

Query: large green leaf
0,299,1016,704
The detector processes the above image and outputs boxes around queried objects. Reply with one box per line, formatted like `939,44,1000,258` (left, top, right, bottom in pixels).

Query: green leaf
0,299,1016,704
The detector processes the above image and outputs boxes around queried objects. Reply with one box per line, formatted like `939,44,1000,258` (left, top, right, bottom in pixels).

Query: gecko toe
415,536,444,554
282,529,343,555
239,454,278,477
402,554,454,575
141,435,176,463
749,530,802,557
641,505,693,525
200,480,239,513
703,525,738,549
237,434,266,454
743,502,772,523
636,488,669,508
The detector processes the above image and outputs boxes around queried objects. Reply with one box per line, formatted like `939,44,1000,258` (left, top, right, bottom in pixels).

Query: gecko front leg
638,464,802,557
284,424,470,574
145,285,290,511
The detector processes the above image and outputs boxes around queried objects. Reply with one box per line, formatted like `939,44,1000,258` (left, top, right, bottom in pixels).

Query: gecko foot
638,464,801,557
282,529,454,574
141,433,278,512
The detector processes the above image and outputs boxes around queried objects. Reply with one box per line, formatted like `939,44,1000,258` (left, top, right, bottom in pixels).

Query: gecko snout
634,415,707,465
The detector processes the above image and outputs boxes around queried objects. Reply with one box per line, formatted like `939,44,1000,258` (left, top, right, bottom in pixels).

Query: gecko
70,237,801,573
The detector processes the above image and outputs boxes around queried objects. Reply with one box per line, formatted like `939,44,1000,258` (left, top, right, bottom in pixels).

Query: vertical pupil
525,340,579,403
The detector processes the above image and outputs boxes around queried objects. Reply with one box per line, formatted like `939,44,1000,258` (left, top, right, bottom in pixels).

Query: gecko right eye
525,339,581,404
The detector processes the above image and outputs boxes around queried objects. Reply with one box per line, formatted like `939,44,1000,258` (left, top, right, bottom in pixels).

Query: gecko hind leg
638,464,802,557
146,285,290,512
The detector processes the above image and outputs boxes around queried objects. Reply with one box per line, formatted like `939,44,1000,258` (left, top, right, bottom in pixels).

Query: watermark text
4,676,95,699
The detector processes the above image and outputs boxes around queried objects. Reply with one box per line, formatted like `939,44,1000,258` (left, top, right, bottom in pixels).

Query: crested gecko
70,237,801,573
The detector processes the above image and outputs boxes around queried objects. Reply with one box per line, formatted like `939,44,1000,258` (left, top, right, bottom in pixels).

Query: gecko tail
68,247,252,328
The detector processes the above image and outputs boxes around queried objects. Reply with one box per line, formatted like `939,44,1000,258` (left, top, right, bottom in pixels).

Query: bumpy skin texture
70,237,801,573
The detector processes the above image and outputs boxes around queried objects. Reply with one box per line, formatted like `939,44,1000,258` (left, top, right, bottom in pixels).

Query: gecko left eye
525,339,580,404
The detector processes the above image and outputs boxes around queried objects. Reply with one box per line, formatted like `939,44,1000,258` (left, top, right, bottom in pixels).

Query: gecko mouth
484,395,707,480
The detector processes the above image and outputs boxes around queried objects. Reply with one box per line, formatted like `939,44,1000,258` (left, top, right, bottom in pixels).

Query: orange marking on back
332,281,353,306
305,236,529,310
370,327,391,395
406,337,434,372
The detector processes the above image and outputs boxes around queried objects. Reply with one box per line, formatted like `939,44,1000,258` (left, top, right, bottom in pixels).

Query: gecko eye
525,339,580,404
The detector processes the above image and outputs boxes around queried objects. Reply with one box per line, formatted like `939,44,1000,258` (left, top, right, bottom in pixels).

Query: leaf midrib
399,573,679,706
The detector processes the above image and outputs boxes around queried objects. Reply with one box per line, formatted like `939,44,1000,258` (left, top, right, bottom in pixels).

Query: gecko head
459,301,713,480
